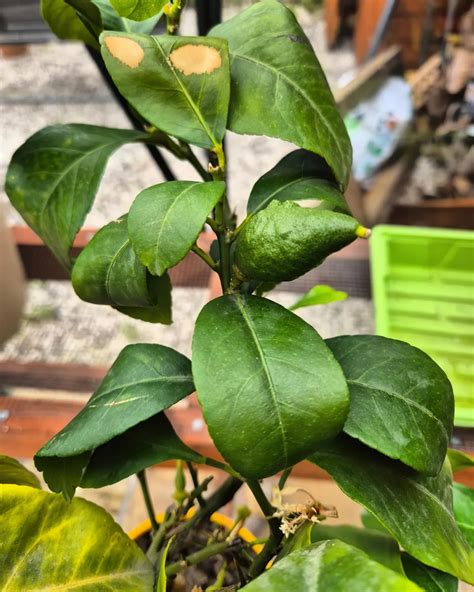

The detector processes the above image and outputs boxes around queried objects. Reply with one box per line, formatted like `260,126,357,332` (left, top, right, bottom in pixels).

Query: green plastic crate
371,225,474,427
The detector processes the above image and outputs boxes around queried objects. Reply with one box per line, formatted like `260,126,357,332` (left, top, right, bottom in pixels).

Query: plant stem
248,529,284,579
247,480,284,579
164,0,186,34
176,476,243,536
192,244,217,270
247,480,280,540
147,510,174,564
186,462,205,507
278,467,293,490
166,540,235,576
137,470,159,534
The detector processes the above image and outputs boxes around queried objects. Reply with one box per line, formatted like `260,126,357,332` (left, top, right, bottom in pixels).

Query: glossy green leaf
289,284,347,311
311,524,404,574
72,215,172,324
360,510,389,535
81,413,205,487
0,455,41,489
247,150,349,215
65,0,103,37
101,32,230,149
41,0,97,45
309,435,474,582
5,124,147,268
241,540,421,592
327,335,454,475
35,343,194,497
110,0,166,21
236,200,362,283
0,484,153,590
68,0,161,35
192,295,349,479
36,452,92,502
211,0,352,188
128,181,225,276
448,448,474,473
453,483,474,547
402,553,458,592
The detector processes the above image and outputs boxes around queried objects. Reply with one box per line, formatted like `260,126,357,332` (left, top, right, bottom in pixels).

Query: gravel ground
0,5,372,366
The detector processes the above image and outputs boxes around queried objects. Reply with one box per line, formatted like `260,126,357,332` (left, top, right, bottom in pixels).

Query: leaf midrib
153,183,199,272
235,296,289,465
151,37,218,148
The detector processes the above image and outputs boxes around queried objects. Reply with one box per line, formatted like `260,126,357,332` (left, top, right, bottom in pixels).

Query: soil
135,520,254,591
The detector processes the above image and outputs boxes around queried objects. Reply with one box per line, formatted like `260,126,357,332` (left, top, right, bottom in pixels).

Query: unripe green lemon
235,200,369,282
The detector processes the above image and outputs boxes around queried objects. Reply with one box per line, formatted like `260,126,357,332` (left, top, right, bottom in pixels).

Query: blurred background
0,0,472,544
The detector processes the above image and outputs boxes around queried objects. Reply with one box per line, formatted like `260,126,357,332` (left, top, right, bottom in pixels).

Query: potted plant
2,0,473,590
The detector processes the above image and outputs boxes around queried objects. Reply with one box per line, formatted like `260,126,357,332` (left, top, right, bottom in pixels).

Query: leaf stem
137,470,159,534
247,480,283,579
184,145,212,181
278,467,293,490
166,540,236,576
186,462,204,507
230,213,253,242
191,244,218,270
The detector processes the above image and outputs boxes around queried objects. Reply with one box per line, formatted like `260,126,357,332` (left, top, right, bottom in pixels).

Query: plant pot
129,509,258,546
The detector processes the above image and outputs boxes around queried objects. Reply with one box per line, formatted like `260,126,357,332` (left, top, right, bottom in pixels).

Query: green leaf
289,284,347,311
68,0,161,35
401,553,458,592
156,537,173,592
241,540,421,592
192,295,349,479
41,0,97,45
111,0,166,21
36,452,92,502
0,484,153,590
211,0,352,188
0,455,41,489
309,435,474,582
128,181,225,276
448,448,474,473
327,335,454,475
311,524,404,574
5,124,147,268
235,200,362,283
65,0,103,37
247,150,349,216
35,343,194,497
72,215,172,324
453,483,474,547
81,413,205,487
100,32,230,149
360,510,389,535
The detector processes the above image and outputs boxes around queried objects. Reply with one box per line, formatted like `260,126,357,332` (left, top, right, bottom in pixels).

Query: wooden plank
12,225,213,286
1,396,473,484
362,155,414,226
334,46,403,115
390,197,474,229
0,395,331,480
0,361,107,392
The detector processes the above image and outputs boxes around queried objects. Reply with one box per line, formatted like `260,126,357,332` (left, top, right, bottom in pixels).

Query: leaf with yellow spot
0,484,153,591
100,32,230,149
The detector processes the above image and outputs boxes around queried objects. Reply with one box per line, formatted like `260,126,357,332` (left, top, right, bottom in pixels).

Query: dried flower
271,487,338,537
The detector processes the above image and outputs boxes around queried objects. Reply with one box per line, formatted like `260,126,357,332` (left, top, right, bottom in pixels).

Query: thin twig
137,470,159,533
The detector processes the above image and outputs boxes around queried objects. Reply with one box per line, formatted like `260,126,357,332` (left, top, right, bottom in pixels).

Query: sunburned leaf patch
104,36,145,68
169,44,222,75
